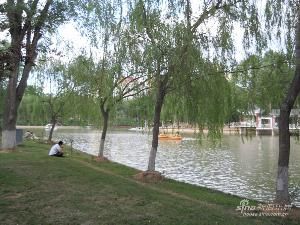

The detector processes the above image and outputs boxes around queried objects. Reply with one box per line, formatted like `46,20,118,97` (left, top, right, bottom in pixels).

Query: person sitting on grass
49,141,64,157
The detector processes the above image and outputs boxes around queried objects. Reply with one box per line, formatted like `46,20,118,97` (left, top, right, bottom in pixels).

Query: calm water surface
39,128,300,206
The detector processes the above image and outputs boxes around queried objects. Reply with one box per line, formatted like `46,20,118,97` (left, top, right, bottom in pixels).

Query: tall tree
276,8,300,204
69,50,148,158
217,0,299,203
130,0,263,172
71,1,150,158
0,0,72,149
259,0,300,203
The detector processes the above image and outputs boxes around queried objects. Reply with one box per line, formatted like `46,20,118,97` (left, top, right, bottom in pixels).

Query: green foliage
126,0,273,138
182,66,232,137
114,94,155,126
65,93,100,126
232,51,294,113
0,40,10,82
21,57,98,126
67,0,150,127
14,1,299,131
265,0,299,58
0,0,79,72
17,91,48,125
74,0,123,47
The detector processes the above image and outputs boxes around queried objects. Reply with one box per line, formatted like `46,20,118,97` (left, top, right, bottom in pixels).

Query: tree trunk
47,119,56,143
276,10,300,203
147,79,166,171
1,59,19,150
2,63,33,149
98,105,109,157
277,108,291,203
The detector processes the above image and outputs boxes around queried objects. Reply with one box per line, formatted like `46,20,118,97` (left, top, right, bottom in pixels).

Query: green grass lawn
0,140,298,225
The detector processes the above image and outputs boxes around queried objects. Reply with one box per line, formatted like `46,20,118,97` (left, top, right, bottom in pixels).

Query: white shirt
49,144,62,156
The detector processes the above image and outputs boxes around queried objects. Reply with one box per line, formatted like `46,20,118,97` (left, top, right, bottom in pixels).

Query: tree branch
16,0,52,98
191,0,242,33
21,0,38,38
121,86,151,100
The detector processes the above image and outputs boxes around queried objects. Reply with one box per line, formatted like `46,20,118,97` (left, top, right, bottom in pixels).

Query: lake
31,127,300,206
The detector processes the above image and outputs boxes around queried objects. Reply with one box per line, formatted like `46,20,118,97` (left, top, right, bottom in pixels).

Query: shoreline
14,126,299,206
16,125,244,135
1,140,298,224
17,125,84,129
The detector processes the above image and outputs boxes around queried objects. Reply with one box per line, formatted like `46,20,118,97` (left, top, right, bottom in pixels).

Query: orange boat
158,134,182,140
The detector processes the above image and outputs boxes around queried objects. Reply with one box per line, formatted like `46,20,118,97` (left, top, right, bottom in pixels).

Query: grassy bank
0,141,298,225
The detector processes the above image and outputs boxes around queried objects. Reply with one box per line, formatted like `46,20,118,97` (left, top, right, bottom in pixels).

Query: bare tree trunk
147,79,166,171
98,104,109,157
276,10,300,203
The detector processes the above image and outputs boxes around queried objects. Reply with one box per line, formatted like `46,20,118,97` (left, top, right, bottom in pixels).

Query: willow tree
96,68,149,158
266,1,300,203
231,51,293,114
69,51,148,158
70,1,150,158
234,0,300,203
0,0,81,149
17,89,47,125
210,0,299,204
39,60,75,142
130,0,263,172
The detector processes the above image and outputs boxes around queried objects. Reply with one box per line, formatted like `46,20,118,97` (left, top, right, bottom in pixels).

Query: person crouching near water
49,141,64,157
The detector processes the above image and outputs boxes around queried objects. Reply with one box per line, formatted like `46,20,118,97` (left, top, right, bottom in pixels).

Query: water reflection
42,128,300,206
